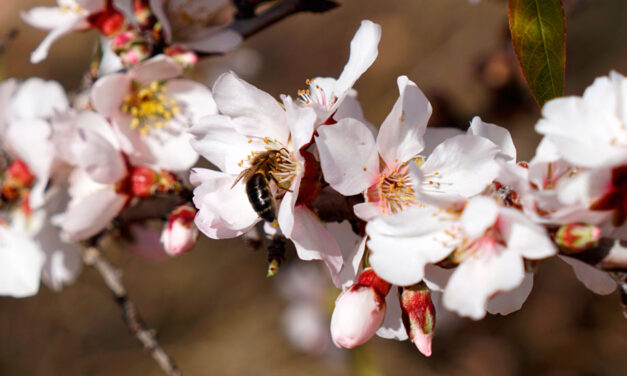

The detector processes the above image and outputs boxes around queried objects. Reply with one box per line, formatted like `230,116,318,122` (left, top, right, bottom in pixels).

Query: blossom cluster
2,0,623,361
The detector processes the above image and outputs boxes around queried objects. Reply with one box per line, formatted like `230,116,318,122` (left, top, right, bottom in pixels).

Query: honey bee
232,148,294,223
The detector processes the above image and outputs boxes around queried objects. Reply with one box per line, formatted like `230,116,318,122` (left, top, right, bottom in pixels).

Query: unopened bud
130,166,158,197
555,223,601,253
2,160,34,201
330,285,386,349
330,268,390,348
156,170,182,194
165,45,198,70
88,7,125,36
118,43,151,67
161,204,198,256
400,283,435,357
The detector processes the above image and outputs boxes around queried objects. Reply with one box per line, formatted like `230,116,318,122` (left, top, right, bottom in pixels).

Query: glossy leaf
508,0,566,108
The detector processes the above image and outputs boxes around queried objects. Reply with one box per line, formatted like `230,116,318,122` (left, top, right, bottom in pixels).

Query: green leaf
508,0,566,108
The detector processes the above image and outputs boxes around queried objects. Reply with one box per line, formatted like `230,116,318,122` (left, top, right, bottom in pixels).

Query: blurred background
0,0,626,375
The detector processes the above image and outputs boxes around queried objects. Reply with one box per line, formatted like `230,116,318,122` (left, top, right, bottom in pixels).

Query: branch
229,0,339,39
560,238,627,271
82,247,182,376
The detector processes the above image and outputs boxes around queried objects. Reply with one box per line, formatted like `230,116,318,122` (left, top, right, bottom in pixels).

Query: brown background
0,0,626,375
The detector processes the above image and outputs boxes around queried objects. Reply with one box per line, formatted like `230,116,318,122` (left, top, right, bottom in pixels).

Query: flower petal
61,187,128,241
315,118,379,196
377,76,431,167
560,255,617,295
182,28,243,53
130,55,183,86
499,207,557,260
461,196,498,239
376,288,409,341
486,272,533,316
467,116,516,162
0,227,45,298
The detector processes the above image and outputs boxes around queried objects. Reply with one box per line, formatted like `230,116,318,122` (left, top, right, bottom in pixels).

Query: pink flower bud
555,223,601,253
113,31,135,48
160,204,198,256
130,166,158,198
2,159,35,201
330,285,386,349
165,45,198,70
400,284,435,357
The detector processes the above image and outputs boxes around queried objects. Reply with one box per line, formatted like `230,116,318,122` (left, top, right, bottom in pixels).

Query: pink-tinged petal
127,224,169,261
9,78,69,120
284,96,316,151
0,78,17,135
499,207,557,259
62,187,128,241
30,17,89,64
183,28,243,53
21,7,83,30
422,127,464,157
536,96,627,168
366,203,453,238
486,272,533,316
112,0,134,20
130,55,183,85
148,0,172,41
91,73,131,118
212,72,289,144
417,135,499,203
71,127,127,184
353,202,382,221
327,221,366,288
443,248,524,320
377,76,431,166
190,168,259,238
376,287,409,341
333,20,381,104
190,114,266,175
111,114,155,163
316,118,379,196
461,196,498,239
143,131,198,171
77,0,107,13
0,227,45,298
468,116,516,162
557,168,611,211
330,286,385,348
165,79,217,122
559,256,617,295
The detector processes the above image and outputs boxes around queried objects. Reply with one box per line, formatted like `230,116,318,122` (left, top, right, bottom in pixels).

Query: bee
231,148,293,223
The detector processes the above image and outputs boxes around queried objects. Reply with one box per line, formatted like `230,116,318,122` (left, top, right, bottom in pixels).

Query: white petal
0,227,45,298
21,7,82,30
130,55,183,86
9,77,69,120
315,118,379,196
37,219,82,292
165,79,217,123
190,168,260,238
91,73,131,118
326,221,366,288
62,187,128,241
461,196,498,238
376,288,409,341
212,72,289,145
190,114,266,175
30,17,88,64
467,116,516,162
353,202,383,221
499,207,557,259
417,135,499,203
333,20,381,104
143,131,199,171
486,272,533,316
377,76,431,166
284,96,316,151
560,255,617,295
443,247,524,320
72,127,127,184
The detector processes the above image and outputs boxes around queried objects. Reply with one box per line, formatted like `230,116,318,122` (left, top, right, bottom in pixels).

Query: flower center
367,162,418,214
121,80,180,135
238,138,299,194
451,226,504,264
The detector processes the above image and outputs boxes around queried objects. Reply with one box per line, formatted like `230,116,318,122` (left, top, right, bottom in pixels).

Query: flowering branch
82,247,182,376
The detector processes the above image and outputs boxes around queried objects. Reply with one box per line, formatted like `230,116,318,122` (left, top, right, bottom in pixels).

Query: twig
229,0,339,39
82,247,182,376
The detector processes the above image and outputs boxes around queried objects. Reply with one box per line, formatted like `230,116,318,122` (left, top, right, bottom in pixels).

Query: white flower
149,0,242,53
190,72,343,276
316,76,500,220
22,0,129,63
297,20,381,123
91,55,216,171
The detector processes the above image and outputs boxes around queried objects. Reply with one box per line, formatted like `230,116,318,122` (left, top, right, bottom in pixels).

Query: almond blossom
22,0,129,63
149,0,242,53
190,71,343,276
91,55,216,171
297,20,381,123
